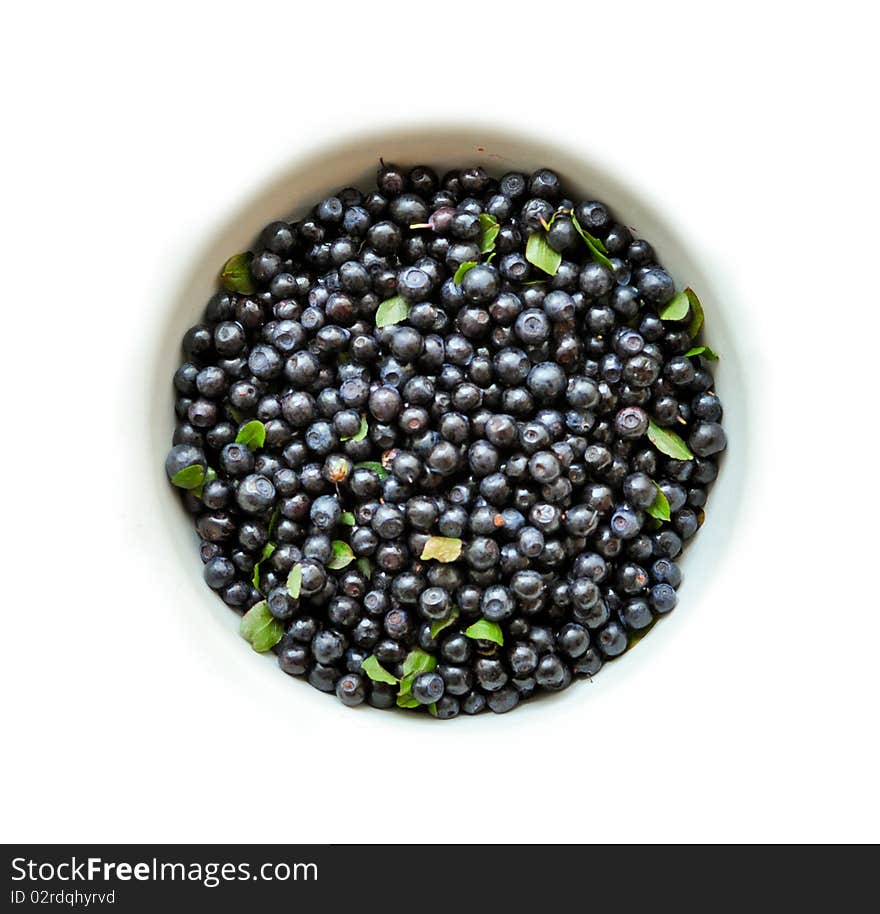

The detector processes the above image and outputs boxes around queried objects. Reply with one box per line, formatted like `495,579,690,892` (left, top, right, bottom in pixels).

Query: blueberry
637,267,675,305
650,583,678,614
311,630,345,665
481,585,515,621
461,264,500,304
411,671,445,705
203,557,235,590
165,444,206,481
527,362,566,401
235,474,275,514
556,622,590,658
597,621,628,658
310,494,341,531
689,422,727,457
335,673,366,707
535,653,566,689
474,658,508,692
487,687,520,714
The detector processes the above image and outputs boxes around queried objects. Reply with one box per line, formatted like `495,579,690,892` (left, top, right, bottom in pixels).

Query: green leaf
647,419,694,460
356,558,372,579
430,608,460,640
251,542,277,590
428,702,439,717
684,345,719,361
478,213,500,254
396,693,421,709
354,461,389,481
420,536,463,563
235,419,266,450
342,415,368,443
454,261,478,284
486,252,496,264
402,648,438,679
659,289,690,321
686,289,705,337
571,213,614,271
525,232,562,276
464,619,504,646
267,506,280,539
286,563,303,599
220,252,256,294
239,601,284,653
645,484,671,522
192,465,216,498
327,540,355,570
375,294,410,328
170,464,205,490
340,511,356,526
361,655,399,685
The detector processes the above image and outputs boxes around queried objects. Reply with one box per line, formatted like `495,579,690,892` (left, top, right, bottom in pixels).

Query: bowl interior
146,123,751,723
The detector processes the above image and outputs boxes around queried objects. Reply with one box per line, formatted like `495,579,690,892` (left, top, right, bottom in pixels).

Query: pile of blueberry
165,161,726,718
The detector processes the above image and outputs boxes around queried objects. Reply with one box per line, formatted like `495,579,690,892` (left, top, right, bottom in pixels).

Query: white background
2,1,878,843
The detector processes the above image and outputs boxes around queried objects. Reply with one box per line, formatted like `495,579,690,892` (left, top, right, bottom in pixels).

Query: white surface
1,1,877,844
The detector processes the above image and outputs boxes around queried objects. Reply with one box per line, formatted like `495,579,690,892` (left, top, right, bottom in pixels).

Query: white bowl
146,122,753,726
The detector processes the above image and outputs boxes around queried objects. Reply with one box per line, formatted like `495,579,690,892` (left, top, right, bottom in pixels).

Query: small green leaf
430,608,460,640
464,619,504,646
354,461,389,481
220,252,256,294
235,419,266,450
659,289,690,321
428,702,439,717
361,655,399,685
645,484,671,522
375,294,410,328
478,213,500,254
170,464,205,490
402,648,438,679
356,558,372,579
191,465,216,498
261,543,276,560
486,252,496,264
286,563,303,599
239,601,284,653
396,692,421,709
251,542,277,590
571,213,614,271
647,419,694,460
342,415,368,443
454,261,478,284
687,289,705,337
525,232,562,276
420,536,463,563
327,540,355,570
267,506,280,539
684,345,718,361
340,511,356,526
